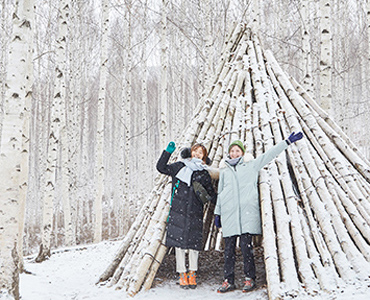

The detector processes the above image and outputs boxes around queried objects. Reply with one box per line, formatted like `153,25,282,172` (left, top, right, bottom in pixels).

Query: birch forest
1,0,370,299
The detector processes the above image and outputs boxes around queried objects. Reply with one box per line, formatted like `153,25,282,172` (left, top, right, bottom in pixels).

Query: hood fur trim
207,166,220,180
219,153,254,169
180,147,212,165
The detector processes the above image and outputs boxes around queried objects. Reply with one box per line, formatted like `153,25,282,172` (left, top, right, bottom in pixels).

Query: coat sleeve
253,140,288,171
214,170,224,215
156,150,177,176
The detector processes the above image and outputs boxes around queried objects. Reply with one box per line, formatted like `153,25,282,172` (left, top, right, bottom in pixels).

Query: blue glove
287,132,303,145
215,215,221,228
165,141,176,154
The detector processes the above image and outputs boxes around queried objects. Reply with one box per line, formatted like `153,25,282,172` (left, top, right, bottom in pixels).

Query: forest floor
154,245,267,291
20,240,370,300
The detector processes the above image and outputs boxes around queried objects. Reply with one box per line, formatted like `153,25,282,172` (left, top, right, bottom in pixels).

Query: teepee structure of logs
98,24,370,299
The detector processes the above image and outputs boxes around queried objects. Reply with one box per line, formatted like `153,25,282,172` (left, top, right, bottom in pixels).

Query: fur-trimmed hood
180,147,212,165
219,153,254,169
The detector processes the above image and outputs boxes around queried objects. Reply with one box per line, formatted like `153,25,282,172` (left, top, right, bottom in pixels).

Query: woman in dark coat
156,141,217,289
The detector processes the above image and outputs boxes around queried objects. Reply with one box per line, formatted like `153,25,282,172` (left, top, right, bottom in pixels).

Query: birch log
255,109,281,300
249,39,300,294
263,84,320,293
265,50,370,282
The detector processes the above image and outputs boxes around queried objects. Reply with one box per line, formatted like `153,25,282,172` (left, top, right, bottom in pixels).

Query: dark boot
242,277,256,293
217,279,236,293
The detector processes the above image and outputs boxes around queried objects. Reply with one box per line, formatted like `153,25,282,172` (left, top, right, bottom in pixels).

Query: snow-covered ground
20,240,370,300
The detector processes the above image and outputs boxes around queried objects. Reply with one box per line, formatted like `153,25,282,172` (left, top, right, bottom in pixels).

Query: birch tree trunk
0,0,33,298
93,0,110,243
124,1,133,230
65,0,81,246
368,0,370,69
74,1,87,242
160,0,168,149
202,0,213,89
251,0,260,33
118,107,125,236
0,1,7,147
17,0,34,270
36,0,69,262
180,0,187,128
301,0,314,95
319,0,332,113
366,1,370,134
59,0,74,247
140,0,149,198
118,17,127,235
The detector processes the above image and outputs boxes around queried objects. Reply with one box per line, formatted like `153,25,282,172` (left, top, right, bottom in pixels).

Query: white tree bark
124,1,133,229
0,0,7,147
37,0,70,262
202,0,213,89
265,49,370,281
17,0,34,270
140,0,149,200
250,38,302,295
118,15,127,235
160,0,168,149
60,0,74,247
366,1,370,139
180,0,187,129
319,0,332,113
0,0,33,298
65,0,81,246
301,0,314,95
251,0,260,33
368,0,370,70
77,78,89,242
93,0,110,243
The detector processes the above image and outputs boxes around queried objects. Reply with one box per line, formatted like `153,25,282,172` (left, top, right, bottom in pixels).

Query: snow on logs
98,23,370,299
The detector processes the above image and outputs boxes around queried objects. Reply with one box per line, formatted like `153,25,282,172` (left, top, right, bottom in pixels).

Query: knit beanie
228,140,245,154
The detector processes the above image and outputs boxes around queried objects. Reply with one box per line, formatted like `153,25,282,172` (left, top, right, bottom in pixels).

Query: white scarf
225,156,242,166
176,158,206,186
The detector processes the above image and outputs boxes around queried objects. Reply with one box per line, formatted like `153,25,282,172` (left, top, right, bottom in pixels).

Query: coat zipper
228,162,243,235
235,165,242,234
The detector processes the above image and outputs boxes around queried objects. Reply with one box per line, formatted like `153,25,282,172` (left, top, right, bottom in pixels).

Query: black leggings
223,233,256,284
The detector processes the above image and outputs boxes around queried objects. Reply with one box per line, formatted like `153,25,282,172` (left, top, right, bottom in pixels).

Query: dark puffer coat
156,150,216,251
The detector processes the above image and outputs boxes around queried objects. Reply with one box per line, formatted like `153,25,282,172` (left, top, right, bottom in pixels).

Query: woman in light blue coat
215,132,303,293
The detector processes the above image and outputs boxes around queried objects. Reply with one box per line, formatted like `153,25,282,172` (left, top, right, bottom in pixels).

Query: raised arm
253,132,303,171
156,141,177,176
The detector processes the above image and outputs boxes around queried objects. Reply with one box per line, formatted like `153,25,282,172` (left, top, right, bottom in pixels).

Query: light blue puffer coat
215,140,288,237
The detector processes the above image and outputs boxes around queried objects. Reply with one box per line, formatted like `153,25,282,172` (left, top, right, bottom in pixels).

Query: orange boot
188,271,197,289
179,272,189,289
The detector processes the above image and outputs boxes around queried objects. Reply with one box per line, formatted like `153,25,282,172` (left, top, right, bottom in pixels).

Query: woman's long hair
191,144,208,164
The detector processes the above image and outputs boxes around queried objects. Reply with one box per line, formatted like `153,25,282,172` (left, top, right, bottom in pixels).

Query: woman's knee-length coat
156,150,216,251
